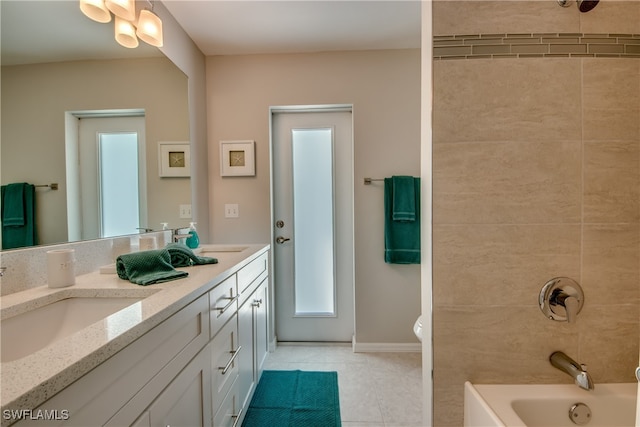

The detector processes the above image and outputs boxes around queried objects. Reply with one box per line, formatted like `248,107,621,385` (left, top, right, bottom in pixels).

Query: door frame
268,104,354,345
65,110,148,241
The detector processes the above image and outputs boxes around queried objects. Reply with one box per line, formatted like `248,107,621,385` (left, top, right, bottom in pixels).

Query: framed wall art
159,141,191,177
220,140,255,177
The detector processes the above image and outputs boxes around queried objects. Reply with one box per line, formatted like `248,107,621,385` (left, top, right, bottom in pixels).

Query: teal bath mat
242,370,341,427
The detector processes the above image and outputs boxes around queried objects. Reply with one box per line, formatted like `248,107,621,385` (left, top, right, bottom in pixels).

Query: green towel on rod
384,176,420,264
1,183,37,249
391,175,417,222
116,249,188,286
2,183,26,226
166,243,218,267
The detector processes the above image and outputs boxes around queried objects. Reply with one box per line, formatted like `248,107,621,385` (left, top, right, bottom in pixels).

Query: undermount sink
196,245,249,253
1,295,150,363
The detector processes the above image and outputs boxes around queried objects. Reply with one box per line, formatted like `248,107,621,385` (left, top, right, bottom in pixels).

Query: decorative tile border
434,33,640,60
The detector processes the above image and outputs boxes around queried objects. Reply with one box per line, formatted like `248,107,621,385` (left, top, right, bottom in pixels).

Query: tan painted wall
206,49,422,344
431,1,640,425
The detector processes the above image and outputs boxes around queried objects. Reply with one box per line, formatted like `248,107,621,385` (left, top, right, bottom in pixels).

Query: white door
272,107,354,342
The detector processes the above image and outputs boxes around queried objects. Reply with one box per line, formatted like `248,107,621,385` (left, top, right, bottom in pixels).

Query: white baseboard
268,336,420,353
352,338,422,353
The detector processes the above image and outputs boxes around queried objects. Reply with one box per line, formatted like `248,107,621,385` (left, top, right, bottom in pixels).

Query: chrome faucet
172,228,191,243
550,351,594,391
0,267,6,277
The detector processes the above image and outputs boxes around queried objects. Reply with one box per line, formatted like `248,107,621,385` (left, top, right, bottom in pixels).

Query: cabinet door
147,346,212,427
254,279,269,377
237,296,256,411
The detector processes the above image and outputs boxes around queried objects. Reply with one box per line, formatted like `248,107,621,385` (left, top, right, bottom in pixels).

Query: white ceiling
163,0,422,56
1,0,420,66
1,1,159,66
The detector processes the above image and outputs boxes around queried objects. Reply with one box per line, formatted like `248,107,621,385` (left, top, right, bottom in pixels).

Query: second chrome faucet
550,351,595,391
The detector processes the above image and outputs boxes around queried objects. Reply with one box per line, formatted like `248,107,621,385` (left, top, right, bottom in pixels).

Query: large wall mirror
1,0,192,250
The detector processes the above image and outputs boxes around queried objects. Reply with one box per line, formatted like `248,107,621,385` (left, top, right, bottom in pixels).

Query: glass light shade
79,0,112,23
105,0,135,21
114,16,138,48
136,9,163,47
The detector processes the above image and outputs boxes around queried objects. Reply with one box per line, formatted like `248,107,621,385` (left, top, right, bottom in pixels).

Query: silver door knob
276,236,290,244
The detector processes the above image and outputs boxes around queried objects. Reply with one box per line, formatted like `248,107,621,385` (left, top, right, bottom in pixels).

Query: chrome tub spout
550,351,594,391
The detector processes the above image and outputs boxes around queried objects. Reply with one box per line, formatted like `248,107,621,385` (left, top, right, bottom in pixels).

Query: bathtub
464,382,637,427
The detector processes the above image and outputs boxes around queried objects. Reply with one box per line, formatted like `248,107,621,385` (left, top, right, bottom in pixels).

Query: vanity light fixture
114,16,139,48
79,0,112,23
136,8,163,47
105,0,135,21
79,0,163,49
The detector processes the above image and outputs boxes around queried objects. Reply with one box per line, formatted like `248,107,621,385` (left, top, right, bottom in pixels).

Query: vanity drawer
209,274,238,338
237,252,268,301
213,377,241,427
212,314,240,415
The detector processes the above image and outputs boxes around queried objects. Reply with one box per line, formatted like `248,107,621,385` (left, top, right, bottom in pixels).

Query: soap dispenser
185,222,200,249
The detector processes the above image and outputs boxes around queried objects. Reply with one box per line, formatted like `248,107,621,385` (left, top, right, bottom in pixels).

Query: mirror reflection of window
99,132,140,238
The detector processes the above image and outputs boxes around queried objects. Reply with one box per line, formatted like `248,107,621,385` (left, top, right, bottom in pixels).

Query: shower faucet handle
539,277,584,323
562,295,580,323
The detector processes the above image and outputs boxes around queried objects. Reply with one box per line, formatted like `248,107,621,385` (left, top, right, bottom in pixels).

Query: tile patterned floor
263,344,424,427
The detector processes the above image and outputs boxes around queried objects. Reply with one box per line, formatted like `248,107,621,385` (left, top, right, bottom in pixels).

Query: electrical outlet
225,204,239,218
179,204,192,219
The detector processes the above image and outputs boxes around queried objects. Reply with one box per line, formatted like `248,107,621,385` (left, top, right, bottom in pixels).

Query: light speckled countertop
0,244,269,414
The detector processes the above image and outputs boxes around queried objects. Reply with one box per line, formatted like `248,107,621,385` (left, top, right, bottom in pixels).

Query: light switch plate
179,204,192,219
225,204,239,218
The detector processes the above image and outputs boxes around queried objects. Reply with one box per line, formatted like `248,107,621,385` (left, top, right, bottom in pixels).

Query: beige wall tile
433,140,582,224
581,224,640,304
583,59,640,112
582,59,640,142
434,59,582,143
579,0,640,35
433,1,579,36
584,141,640,223
433,384,464,427
433,224,581,306
434,306,580,386
583,107,640,141
578,304,639,383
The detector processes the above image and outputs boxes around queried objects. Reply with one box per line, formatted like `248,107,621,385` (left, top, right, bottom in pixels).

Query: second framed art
220,140,255,177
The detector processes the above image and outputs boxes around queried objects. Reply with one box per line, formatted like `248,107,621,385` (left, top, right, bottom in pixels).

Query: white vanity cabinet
132,344,213,427
11,247,270,427
15,294,210,427
237,252,269,418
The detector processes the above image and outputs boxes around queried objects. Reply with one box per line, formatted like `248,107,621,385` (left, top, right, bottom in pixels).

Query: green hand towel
166,243,218,267
116,249,188,286
391,176,417,222
2,183,26,226
1,183,37,249
384,177,420,264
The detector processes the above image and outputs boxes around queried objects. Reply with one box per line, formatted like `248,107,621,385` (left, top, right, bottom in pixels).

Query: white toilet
413,315,423,342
